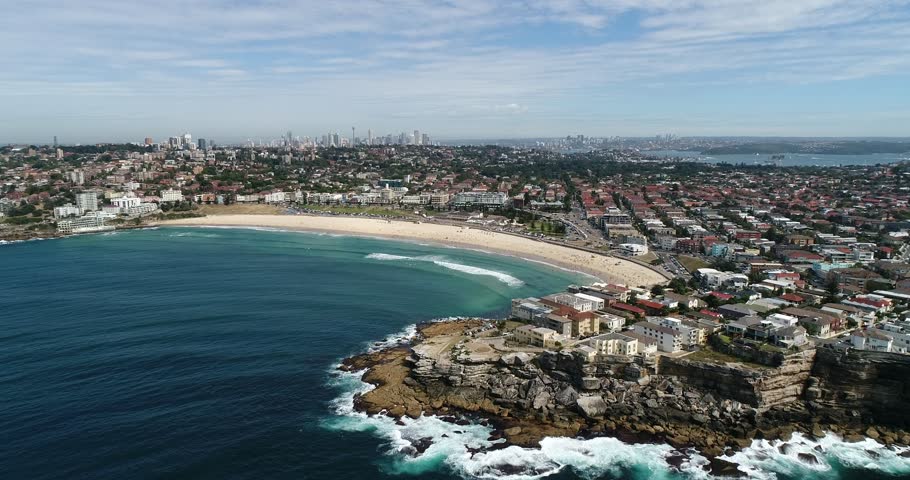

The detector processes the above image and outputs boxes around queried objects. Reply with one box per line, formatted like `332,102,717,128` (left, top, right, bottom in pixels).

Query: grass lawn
526,220,566,237
638,252,659,264
302,204,421,218
196,204,284,215
685,346,768,370
677,255,710,273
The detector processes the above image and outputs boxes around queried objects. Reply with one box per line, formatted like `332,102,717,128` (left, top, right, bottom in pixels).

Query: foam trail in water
366,253,412,261
168,231,222,238
365,253,524,287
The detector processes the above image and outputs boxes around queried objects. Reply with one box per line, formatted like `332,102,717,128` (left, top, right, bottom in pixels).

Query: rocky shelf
339,319,910,475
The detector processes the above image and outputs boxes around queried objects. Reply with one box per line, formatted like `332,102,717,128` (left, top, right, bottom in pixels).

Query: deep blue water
1,227,908,479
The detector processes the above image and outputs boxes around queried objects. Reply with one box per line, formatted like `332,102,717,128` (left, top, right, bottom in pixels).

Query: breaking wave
168,231,222,238
722,432,910,479
365,253,524,287
325,365,910,479
324,324,910,479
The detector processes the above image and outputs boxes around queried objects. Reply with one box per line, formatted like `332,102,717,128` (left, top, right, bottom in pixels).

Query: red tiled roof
709,291,733,300
613,303,646,315
636,299,666,310
780,293,804,303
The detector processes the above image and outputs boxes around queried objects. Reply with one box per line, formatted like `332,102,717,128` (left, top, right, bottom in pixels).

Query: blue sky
2,0,910,143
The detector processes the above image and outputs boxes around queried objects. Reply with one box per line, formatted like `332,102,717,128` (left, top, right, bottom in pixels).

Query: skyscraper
367,129,373,146
414,130,421,145
53,136,57,148
352,127,356,146
144,137,153,146
198,138,207,151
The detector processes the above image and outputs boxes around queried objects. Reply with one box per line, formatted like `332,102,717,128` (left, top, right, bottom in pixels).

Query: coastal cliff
341,320,910,467
808,347,910,430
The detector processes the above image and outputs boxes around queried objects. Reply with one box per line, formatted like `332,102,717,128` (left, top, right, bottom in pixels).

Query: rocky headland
340,319,910,475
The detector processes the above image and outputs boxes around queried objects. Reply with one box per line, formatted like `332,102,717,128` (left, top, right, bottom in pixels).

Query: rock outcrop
341,320,910,459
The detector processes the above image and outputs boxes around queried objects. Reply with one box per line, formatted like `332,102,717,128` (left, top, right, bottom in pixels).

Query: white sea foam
366,323,419,352
365,253,524,287
168,231,222,238
366,253,413,261
326,363,910,479
721,432,910,479
324,369,716,480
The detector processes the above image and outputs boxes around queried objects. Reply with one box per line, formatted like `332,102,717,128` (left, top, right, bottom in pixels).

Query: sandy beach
160,214,669,287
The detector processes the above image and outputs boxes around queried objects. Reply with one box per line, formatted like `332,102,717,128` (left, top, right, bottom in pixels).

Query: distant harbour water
1,227,908,479
643,150,910,166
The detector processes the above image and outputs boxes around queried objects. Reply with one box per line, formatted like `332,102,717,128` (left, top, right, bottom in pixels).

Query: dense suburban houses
510,273,910,364
4,140,910,357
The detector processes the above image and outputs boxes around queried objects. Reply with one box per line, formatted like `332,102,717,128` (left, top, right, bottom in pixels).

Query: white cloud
1,0,910,139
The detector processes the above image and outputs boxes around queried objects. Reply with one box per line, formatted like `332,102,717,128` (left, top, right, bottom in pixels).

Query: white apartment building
125,203,158,216
632,321,683,353
573,293,605,311
514,324,563,348
657,317,703,347
599,313,626,332
53,203,82,219
75,191,99,212
264,191,287,204
546,293,596,312
850,322,910,354
430,193,450,206
161,189,184,202
586,332,639,356
452,191,508,208
511,299,553,323
400,195,431,205
112,195,141,210
619,243,649,256
57,214,113,234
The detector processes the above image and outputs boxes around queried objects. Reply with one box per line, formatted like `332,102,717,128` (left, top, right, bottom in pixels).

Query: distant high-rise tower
352,127,356,146
367,129,373,146
53,136,57,148
414,130,420,145
144,137,153,146
198,138,207,150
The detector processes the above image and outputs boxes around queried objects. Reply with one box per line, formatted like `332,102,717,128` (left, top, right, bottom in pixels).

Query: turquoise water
644,150,910,166
1,227,908,479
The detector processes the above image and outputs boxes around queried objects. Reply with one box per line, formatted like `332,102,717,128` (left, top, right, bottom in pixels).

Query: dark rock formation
809,347,910,429
341,319,910,462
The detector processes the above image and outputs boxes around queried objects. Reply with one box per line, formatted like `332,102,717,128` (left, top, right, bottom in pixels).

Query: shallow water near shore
1,227,908,479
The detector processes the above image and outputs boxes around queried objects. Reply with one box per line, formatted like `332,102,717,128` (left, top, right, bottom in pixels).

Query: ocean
1,227,908,479
643,150,910,167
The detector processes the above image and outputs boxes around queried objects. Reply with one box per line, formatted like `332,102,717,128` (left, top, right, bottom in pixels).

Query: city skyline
2,1,910,143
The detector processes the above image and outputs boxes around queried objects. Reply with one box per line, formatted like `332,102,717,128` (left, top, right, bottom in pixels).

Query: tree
668,277,691,294
824,277,840,302
705,295,721,309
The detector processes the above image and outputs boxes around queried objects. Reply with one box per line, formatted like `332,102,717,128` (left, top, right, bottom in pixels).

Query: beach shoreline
158,214,669,287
